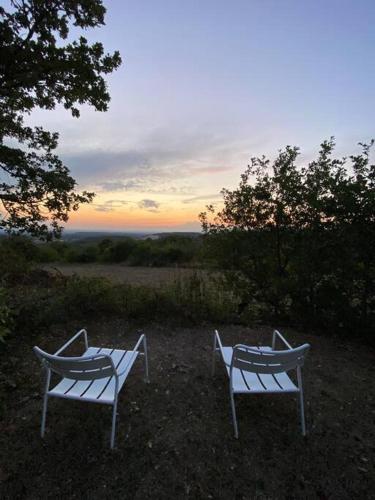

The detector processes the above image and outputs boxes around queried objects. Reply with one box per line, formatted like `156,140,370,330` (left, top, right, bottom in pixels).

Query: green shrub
0,288,13,342
0,236,36,280
164,272,238,323
62,275,119,315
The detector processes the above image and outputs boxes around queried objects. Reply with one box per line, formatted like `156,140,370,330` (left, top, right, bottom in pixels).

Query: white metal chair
34,329,149,449
212,329,310,438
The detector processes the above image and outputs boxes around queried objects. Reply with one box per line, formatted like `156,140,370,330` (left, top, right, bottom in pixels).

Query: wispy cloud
94,199,129,212
187,165,232,175
99,180,143,192
99,180,194,196
94,205,114,213
94,198,162,213
182,193,223,204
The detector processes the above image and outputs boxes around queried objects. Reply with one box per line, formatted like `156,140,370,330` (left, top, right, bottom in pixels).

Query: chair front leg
41,393,49,438
299,390,306,436
110,397,118,449
41,368,51,438
229,387,239,439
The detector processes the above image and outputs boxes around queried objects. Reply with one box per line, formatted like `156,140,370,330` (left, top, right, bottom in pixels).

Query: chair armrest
272,330,292,350
131,333,146,353
116,351,138,377
214,330,224,354
213,330,231,368
116,333,147,377
54,329,88,355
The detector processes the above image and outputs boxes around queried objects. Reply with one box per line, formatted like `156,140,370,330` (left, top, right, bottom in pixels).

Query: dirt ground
0,321,374,499
43,264,197,287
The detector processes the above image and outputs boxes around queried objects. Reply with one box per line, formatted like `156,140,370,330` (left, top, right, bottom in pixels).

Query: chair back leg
212,333,217,376
143,336,150,383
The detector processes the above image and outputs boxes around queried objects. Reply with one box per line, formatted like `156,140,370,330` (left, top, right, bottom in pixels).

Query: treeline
0,234,203,268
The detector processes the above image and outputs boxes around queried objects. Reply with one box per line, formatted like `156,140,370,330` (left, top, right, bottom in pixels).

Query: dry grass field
43,264,198,287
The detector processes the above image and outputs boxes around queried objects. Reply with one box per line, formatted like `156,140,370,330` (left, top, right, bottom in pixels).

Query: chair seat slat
273,371,298,391
258,373,284,391
232,369,298,393
82,348,132,401
96,351,139,402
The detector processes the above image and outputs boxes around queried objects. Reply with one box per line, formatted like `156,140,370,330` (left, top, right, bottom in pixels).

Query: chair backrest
33,346,115,380
231,344,310,374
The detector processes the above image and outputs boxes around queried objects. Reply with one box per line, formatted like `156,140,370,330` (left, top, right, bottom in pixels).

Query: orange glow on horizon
67,204,204,230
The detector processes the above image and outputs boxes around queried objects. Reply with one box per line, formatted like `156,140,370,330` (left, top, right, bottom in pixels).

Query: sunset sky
29,0,375,232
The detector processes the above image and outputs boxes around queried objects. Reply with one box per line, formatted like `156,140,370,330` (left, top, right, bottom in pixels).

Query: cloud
187,165,232,175
99,180,195,196
93,199,129,212
182,193,223,204
99,180,145,192
106,199,129,206
62,150,151,186
94,205,114,213
138,199,160,212
60,130,242,193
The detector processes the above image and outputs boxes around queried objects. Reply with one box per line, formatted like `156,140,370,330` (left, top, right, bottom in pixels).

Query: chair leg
41,393,48,438
229,389,239,439
297,367,306,436
143,337,150,383
212,334,217,376
110,399,118,449
299,389,306,436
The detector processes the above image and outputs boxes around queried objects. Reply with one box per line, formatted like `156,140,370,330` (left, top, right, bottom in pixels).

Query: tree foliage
0,0,121,238
200,138,375,337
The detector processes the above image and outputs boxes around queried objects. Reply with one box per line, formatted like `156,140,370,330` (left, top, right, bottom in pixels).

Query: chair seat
48,347,139,404
221,346,298,394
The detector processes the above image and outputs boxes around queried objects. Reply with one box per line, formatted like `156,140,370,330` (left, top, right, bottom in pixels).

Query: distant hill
0,229,202,244
62,231,151,242
61,231,201,243
141,232,201,241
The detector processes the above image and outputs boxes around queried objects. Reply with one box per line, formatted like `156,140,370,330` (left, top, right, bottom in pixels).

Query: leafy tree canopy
0,0,121,239
200,139,375,336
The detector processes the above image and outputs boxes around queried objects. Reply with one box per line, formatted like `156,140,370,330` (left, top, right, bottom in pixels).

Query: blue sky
29,0,375,231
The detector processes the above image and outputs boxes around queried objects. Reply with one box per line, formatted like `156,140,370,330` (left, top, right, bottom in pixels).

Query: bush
0,236,37,280
201,139,375,338
62,275,119,315
0,288,13,342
